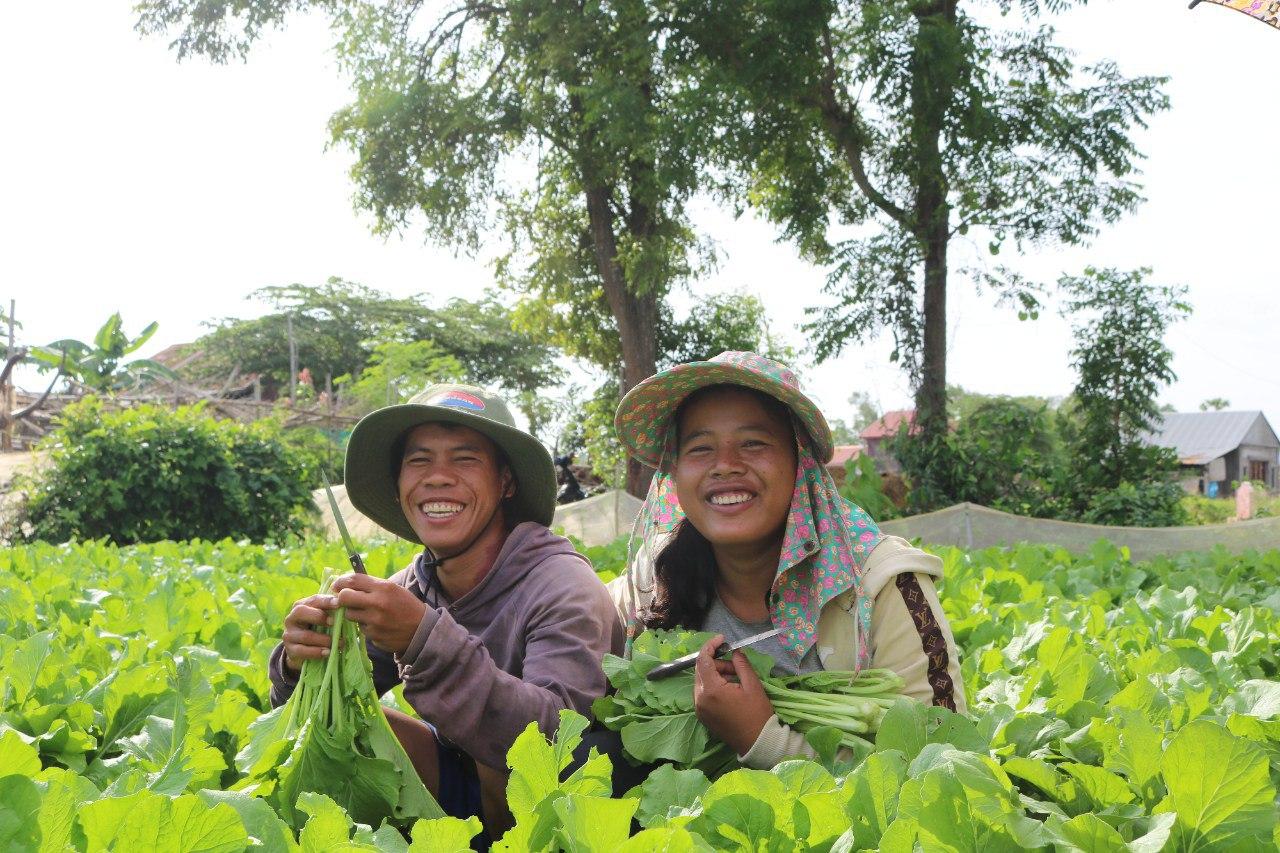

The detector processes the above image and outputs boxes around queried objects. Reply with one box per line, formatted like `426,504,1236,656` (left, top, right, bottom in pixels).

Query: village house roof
1141,411,1280,465
860,410,917,440
828,445,864,468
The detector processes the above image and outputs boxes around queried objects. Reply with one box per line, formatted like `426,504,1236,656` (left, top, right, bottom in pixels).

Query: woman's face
672,387,798,553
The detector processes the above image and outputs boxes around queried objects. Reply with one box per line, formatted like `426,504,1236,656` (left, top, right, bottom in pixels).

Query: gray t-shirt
703,595,823,676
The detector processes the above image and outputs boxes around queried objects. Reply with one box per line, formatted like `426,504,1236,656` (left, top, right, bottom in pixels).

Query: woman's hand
693,634,775,756
330,573,427,655
281,593,339,674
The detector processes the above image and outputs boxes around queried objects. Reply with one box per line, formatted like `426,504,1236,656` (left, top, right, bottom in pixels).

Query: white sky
3,1,1278,433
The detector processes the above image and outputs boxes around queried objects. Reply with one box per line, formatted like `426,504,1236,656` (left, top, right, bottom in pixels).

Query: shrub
1080,480,1187,527
12,397,319,544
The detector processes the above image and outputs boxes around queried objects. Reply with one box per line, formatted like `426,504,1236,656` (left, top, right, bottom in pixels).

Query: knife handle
348,552,368,575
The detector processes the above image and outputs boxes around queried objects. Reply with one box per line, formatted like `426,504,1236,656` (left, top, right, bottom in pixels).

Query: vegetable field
2,538,1279,851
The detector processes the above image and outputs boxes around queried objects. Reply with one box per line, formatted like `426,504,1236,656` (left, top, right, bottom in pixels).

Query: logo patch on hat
429,390,486,412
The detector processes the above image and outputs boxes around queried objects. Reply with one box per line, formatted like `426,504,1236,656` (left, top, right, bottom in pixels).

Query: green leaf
77,790,248,853
35,768,99,853
1157,719,1277,850
843,749,907,850
614,826,714,852
875,699,928,759
0,728,42,778
553,793,638,853
1046,813,1128,852
0,775,42,853
619,712,708,765
636,765,709,827
407,816,483,852
197,789,298,853
1060,763,1136,809
296,791,355,850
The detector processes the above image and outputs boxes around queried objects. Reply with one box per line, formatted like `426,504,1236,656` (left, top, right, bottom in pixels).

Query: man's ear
502,468,517,499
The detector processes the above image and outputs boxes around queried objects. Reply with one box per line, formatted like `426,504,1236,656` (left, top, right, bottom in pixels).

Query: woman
610,351,966,768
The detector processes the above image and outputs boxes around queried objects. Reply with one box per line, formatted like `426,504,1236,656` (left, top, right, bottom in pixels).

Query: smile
708,491,755,506
419,501,464,518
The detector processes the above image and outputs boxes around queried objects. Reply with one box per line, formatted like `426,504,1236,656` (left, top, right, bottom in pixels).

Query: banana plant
29,313,178,394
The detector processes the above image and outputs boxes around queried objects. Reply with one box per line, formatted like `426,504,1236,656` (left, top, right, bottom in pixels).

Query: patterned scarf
625,417,883,667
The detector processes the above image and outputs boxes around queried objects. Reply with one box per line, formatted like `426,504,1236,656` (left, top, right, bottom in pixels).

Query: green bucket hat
344,383,556,542
615,351,834,467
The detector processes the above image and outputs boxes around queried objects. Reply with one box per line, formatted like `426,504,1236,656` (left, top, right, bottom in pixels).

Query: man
268,384,623,834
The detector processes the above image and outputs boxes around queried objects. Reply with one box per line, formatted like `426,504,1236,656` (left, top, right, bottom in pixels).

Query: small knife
645,627,781,681
320,471,367,575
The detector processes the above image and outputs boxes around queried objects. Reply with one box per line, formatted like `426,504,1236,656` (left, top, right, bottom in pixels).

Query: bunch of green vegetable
234,572,444,830
592,629,906,774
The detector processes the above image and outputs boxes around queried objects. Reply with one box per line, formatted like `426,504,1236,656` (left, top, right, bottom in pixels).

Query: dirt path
0,451,42,490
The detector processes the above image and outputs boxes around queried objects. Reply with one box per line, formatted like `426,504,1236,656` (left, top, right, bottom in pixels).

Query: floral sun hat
616,351,835,466
614,352,883,665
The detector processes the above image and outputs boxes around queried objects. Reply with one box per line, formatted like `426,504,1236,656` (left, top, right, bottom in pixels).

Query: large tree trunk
583,183,659,498
909,2,958,450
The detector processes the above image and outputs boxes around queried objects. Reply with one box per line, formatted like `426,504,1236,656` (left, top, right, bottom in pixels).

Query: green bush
12,397,319,544
1080,480,1187,527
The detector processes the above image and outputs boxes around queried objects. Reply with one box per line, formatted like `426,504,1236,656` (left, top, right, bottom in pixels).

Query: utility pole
287,314,298,404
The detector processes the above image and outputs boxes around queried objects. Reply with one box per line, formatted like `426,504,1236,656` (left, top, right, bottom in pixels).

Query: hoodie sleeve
394,555,623,769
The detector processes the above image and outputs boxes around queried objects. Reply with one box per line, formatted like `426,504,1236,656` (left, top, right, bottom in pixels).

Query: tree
672,0,1169,501
1059,266,1189,522
334,340,465,414
571,290,797,486
186,280,423,393
185,280,561,422
30,313,176,394
136,0,713,496
847,391,880,434
1200,397,1230,412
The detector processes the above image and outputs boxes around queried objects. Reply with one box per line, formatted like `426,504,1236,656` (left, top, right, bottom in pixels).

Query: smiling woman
609,351,966,767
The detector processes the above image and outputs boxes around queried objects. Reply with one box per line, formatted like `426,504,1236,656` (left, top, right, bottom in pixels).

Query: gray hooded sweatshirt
268,522,624,769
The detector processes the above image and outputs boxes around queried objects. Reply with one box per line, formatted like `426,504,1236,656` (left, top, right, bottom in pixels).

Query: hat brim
615,361,834,468
344,403,556,543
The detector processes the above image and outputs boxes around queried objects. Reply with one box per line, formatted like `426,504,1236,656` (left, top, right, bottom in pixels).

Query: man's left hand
330,573,427,655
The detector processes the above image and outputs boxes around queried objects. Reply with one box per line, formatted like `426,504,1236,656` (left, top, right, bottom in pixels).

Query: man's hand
692,634,775,757
282,593,339,674
330,573,427,656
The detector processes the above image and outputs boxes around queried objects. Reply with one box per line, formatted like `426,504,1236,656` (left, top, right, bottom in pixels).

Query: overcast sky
3,1,1278,433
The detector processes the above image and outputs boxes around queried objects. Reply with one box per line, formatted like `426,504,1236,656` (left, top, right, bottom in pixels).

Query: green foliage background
12,398,321,544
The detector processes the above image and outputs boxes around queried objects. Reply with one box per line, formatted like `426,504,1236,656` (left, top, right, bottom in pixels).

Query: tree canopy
184,279,561,420
668,0,1169,499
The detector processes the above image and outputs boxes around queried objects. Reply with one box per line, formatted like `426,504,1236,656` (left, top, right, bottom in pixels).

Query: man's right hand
282,593,339,674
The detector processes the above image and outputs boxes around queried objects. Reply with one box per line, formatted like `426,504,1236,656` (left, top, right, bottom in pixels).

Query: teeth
420,502,463,516
710,492,753,506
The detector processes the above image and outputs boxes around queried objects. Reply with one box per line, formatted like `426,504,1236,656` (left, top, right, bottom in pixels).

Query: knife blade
320,471,367,575
644,627,781,681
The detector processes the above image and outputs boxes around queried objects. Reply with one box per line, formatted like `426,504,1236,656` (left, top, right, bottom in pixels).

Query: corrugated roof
828,445,864,467
861,410,917,440
1141,411,1271,465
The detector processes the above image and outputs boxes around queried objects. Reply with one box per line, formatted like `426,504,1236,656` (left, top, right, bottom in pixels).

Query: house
860,410,917,473
826,444,865,485
1141,411,1279,496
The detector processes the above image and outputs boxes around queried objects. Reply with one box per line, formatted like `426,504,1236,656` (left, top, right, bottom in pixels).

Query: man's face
397,422,513,557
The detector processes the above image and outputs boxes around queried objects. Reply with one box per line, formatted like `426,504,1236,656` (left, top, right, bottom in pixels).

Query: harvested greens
592,629,907,774
234,573,444,829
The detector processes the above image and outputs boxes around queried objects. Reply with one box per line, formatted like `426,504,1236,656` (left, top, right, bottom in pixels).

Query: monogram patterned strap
895,572,957,712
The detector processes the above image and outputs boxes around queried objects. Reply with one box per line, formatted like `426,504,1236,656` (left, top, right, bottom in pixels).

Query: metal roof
1141,411,1276,465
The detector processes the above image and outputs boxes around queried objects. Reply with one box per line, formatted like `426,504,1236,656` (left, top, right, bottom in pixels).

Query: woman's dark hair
640,383,795,630
643,518,719,630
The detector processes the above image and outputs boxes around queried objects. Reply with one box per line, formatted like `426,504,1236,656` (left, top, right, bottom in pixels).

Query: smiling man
267,384,623,836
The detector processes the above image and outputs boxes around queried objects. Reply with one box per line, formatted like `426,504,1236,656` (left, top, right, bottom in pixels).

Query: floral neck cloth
629,418,883,667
